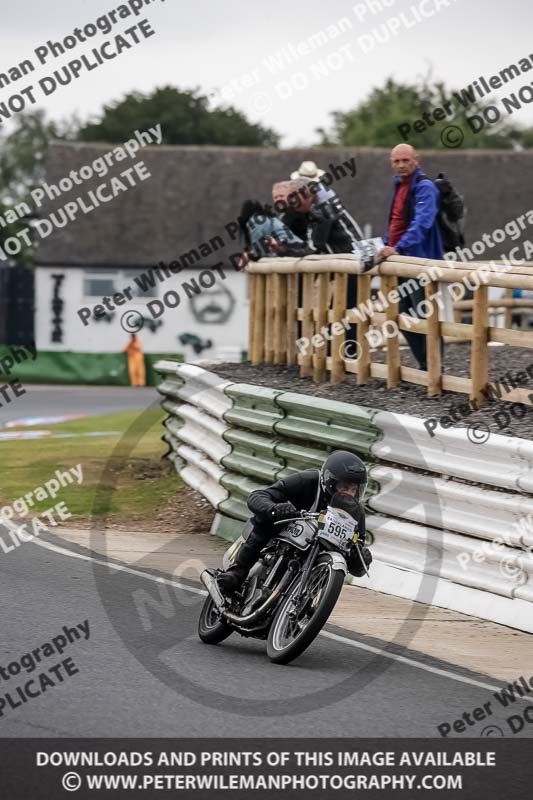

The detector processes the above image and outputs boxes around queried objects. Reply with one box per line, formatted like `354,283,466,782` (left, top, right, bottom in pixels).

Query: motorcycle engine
240,554,274,616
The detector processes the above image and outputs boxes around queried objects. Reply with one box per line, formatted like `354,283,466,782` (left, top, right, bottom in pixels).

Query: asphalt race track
0,531,525,739
0,385,156,426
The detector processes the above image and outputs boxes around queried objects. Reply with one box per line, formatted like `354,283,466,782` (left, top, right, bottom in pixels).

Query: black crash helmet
319,450,368,500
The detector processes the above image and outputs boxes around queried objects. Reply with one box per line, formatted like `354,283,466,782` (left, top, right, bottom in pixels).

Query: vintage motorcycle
198,499,369,665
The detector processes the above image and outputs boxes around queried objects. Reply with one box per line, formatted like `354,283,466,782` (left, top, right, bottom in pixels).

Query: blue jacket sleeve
395,180,439,254
270,217,303,245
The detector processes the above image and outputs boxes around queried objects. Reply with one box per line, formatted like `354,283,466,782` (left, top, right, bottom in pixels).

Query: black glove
347,544,372,577
270,502,297,522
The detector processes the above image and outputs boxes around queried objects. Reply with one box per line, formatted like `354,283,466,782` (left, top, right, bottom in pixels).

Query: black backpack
406,172,465,253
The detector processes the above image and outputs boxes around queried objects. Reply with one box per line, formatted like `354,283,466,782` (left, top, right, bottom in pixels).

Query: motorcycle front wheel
266,553,345,665
198,596,233,645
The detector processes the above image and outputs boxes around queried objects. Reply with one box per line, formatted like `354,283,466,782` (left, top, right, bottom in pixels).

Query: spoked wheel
266,553,345,664
198,595,233,645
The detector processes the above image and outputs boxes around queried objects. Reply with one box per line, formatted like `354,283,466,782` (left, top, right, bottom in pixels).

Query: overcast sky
2,0,533,146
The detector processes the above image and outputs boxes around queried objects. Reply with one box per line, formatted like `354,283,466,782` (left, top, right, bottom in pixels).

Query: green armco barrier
161,398,187,419
222,452,281,482
223,383,283,433
162,434,186,469
0,348,182,386
222,427,279,457
156,377,185,400
145,354,184,386
156,367,381,538
220,472,266,499
218,496,249,522
274,440,329,475
274,392,380,455
164,416,184,438
219,471,267,521
211,512,245,543
222,428,284,482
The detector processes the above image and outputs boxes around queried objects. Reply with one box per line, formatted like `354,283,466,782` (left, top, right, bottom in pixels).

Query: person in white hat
290,160,325,182
290,159,364,246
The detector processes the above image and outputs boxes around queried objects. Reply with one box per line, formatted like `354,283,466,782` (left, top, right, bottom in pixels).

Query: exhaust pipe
200,570,226,613
222,567,297,628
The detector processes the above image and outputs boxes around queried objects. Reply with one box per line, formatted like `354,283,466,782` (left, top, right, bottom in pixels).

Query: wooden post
331,273,348,383
356,274,371,385
247,273,256,363
273,273,287,364
251,273,265,364
504,287,513,329
300,273,314,377
313,273,329,382
470,284,489,403
425,280,442,396
382,274,400,389
264,273,275,364
286,273,298,366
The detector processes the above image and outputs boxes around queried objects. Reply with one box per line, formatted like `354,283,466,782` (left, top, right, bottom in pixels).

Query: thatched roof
36,141,533,268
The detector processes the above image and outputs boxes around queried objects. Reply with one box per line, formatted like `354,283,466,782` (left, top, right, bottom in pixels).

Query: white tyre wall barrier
369,465,533,549
156,362,533,634
372,410,533,493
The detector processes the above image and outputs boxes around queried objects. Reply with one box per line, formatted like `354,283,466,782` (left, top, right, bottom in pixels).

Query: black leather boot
217,563,249,594
217,527,269,594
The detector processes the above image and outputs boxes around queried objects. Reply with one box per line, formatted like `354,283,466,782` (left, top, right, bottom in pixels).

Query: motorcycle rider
217,450,372,594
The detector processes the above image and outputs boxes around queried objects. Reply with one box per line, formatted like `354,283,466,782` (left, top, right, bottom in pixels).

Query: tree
0,111,75,265
78,86,279,146
318,77,531,149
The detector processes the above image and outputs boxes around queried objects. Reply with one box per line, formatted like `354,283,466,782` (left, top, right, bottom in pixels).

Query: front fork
286,540,321,619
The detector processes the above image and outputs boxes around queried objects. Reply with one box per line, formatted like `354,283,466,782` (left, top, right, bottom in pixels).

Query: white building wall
35,265,249,362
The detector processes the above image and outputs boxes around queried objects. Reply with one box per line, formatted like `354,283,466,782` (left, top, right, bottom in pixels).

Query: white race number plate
318,507,357,546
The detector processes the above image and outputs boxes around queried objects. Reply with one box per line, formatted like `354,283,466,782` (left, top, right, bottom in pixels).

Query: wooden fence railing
247,254,533,404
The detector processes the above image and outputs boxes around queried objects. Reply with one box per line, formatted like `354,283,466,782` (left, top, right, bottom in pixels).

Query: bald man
379,143,443,371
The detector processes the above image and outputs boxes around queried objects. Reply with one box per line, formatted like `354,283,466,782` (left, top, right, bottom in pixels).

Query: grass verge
1,409,185,530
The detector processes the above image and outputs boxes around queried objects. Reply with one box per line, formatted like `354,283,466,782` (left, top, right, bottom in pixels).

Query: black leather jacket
247,468,366,540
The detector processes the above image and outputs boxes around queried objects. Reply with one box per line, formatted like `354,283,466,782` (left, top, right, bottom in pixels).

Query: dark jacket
247,468,366,539
311,203,359,254
384,166,443,259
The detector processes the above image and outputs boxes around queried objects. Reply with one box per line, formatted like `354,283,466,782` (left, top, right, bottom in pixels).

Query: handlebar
273,511,320,526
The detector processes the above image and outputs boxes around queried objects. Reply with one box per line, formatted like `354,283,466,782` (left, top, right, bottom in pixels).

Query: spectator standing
238,200,310,262
272,180,313,246
379,144,443,371
290,160,364,243
124,333,146,387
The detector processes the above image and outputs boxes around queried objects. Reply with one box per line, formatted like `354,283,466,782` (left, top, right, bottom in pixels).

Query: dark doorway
0,266,35,345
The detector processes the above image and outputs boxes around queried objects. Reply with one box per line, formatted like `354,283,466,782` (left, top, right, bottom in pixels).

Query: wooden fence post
286,273,298,366
251,273,265,364
471,284,489,403
425,280,442,396
504,287,513,329
331,273,348,383
248,273,256,363
356,274,371,384
313,272,329,382
382,274,400,388
273,273,287,364
264,273,275,363
300,273,314,377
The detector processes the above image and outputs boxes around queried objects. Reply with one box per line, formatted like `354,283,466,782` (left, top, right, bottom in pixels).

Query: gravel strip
206,342,533,441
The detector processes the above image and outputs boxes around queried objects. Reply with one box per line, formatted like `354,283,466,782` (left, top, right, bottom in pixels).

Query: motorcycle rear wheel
266,553,344,665
198,596,233,645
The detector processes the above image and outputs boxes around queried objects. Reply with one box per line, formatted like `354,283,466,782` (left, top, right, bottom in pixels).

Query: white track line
31,536,505,694
30,536,205,596
320,631,499,692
